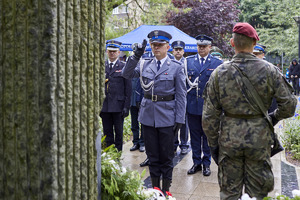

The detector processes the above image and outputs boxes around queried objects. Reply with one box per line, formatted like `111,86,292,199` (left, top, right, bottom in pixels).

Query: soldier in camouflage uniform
202,23,297,200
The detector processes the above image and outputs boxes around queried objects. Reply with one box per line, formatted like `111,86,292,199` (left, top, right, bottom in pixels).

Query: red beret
233,22,260,41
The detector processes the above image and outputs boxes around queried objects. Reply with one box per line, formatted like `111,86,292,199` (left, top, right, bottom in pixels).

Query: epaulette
186,55,196,59
142,57,153,61
171,59,182,65
120,61,126,64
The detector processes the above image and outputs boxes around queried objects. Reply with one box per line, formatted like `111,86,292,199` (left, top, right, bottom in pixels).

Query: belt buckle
152,95,157,101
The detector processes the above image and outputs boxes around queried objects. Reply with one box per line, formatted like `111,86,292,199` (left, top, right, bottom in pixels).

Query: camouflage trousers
218,147,274,200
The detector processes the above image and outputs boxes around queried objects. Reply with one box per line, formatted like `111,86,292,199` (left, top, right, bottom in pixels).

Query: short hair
233,33,255,51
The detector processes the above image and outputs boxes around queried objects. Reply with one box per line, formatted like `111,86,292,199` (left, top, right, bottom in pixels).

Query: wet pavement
120,121,300,199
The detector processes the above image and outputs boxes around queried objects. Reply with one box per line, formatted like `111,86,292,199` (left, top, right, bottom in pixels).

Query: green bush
282,103,300,160
101,137,147,200
263,195,300,200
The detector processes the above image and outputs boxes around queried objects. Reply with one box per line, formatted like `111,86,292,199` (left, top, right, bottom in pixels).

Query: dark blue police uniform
100,40,132,151
129,77,145,151
186,35,222,175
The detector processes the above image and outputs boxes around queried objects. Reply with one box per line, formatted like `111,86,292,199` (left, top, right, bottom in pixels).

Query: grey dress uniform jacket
122,56,187,128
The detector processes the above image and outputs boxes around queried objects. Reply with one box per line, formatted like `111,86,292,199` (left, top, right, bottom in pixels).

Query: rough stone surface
0,0,105,199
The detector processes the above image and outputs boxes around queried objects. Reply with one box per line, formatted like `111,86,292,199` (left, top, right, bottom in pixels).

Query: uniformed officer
129,77,145,152
186,35,223,176
202,22,297,199
253,43,278,113
253,43,266,59
139,48,178,167
210,46,224,60
100,40,132,151
122,30,187,196
171,40,189,155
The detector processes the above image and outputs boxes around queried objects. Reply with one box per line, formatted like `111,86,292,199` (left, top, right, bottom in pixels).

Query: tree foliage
105,0,173,41
238,0,300,61
166,0,240,56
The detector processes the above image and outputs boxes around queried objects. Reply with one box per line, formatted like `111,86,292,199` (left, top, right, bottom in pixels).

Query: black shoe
203,165,211,176
180,148,188,155
187,164,202,174
139,146,145,152
140,158,150,167
130,144,139,151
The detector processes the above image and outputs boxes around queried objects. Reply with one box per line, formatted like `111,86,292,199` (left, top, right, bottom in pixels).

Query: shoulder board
212,56,222,61
120,61,126,64
142,58,153,61
186,55,196,59
171,59,182,65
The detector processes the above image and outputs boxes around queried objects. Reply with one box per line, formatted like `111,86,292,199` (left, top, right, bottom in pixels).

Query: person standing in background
289,59,300,95
186,35,223,176
172,40,189,155
129,77,145,152
100,40,132,151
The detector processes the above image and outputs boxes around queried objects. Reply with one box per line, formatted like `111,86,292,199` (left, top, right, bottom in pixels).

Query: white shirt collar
155,55,168,66
108,58,118,66
198,54,208,64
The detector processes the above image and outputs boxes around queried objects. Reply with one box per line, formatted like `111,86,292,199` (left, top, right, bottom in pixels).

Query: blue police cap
106,40,122,50
253,43,266,53
195,35,213,45
148,30,172,43
171,40,185,49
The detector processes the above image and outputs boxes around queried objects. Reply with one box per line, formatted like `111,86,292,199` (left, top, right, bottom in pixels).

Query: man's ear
167,44,170,50
230,38,234,47
253,39,257,47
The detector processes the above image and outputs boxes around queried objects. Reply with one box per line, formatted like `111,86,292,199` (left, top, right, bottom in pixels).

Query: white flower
239,194,256,200
121,167,127,174
292,189,300,197
108,159,116,164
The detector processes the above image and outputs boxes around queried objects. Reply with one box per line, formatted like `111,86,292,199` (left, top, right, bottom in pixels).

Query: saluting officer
122,30,187,196
171,40,189,155
186,35,223,176
100,40,132,151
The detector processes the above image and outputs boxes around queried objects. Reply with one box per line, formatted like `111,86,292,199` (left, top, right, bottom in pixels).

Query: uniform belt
224,111,264,119
144,94,175,101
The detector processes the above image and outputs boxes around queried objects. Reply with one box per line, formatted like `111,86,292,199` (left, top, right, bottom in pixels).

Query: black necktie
157,60,161,71
200,57,205,70
109,63,113,72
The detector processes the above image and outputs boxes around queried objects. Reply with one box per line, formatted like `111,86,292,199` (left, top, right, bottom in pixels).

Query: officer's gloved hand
268,112,279,126
210,146,219,165
132,39,147,60
173,123,182,134
122,108,129,118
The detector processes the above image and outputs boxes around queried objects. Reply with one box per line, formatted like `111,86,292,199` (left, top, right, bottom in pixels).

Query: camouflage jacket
202,53,297,150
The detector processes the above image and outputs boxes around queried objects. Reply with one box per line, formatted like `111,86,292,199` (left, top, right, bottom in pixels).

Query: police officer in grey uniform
100,40,131,151
122,30,187,195
172,40,189,155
